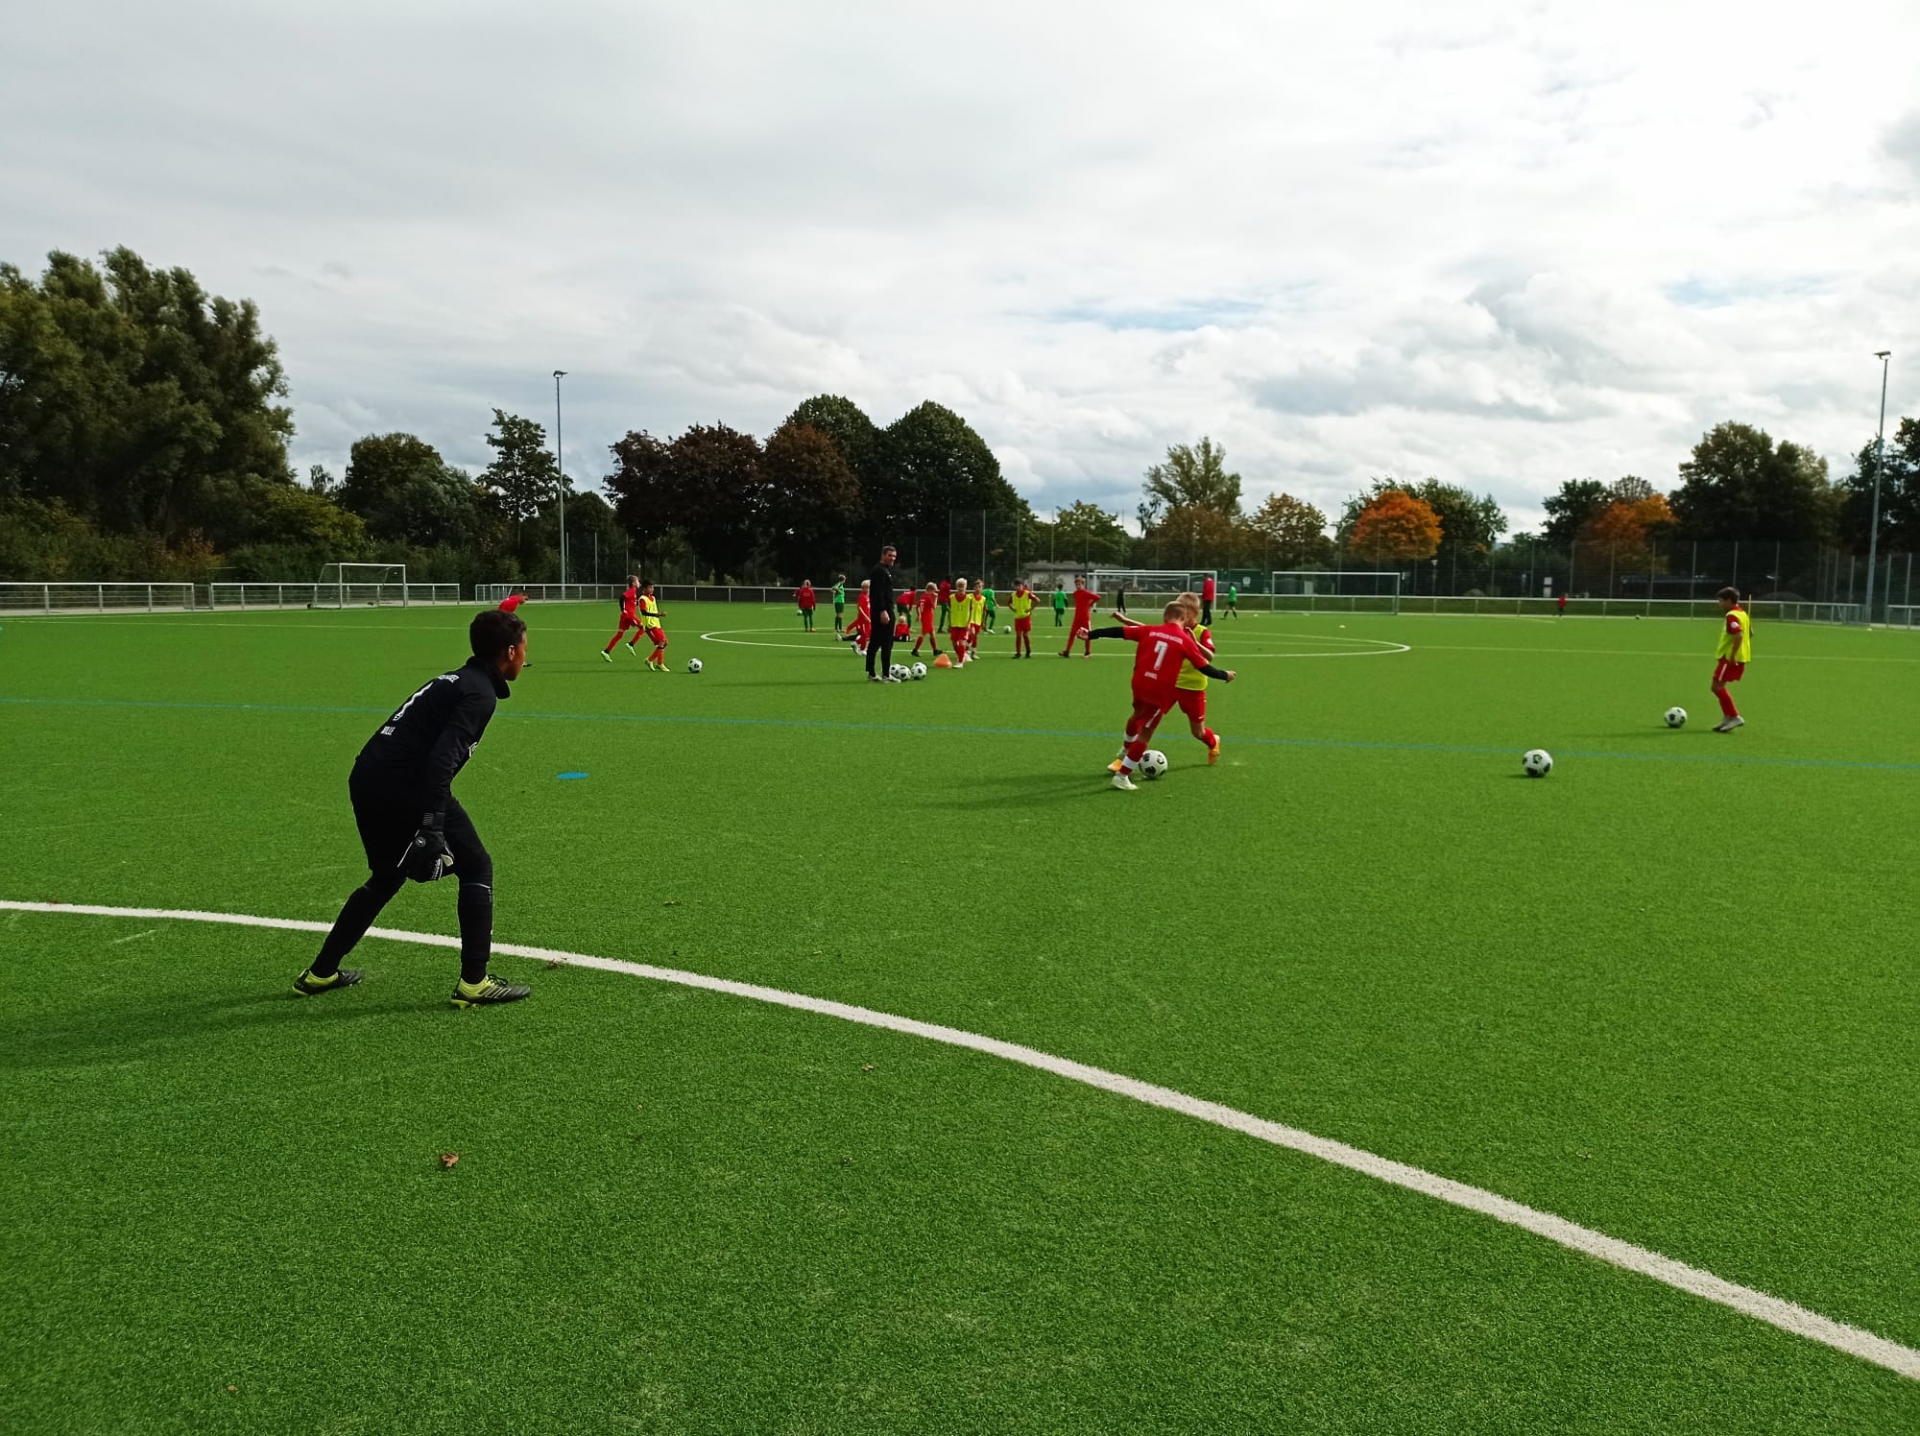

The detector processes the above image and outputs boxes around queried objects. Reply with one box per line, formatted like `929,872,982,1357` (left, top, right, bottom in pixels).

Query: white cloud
3,0,1917,533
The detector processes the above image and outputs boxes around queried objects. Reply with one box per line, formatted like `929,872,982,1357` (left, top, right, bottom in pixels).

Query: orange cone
932,653,952,669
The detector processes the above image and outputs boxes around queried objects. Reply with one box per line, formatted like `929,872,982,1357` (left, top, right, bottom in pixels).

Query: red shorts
1124,695,1174,757
1014,617,1032,633
1713,659,1745,684
1173,688,1206,721
646,626,667,647
921,618,937,636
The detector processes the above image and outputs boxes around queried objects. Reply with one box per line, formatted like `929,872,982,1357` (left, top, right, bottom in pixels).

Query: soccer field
3,602,1917,1433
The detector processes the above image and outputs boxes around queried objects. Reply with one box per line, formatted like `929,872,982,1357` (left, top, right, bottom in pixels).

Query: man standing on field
294,609,532,1007
865,544,903,681
1200,573,1216,626
1711,587,1751,732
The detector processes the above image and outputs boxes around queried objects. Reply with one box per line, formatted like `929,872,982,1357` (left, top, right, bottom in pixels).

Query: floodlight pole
1864,352,1891,626
554,370,568,594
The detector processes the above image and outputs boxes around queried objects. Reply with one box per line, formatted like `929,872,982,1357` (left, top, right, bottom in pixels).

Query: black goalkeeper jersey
352,655,511,814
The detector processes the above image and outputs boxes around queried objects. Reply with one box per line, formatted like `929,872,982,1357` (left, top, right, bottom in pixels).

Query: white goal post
1269,570,1402,615
1089,569,1217,612
313,562,409,608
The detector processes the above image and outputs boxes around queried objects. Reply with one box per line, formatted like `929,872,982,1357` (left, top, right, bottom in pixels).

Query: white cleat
1111,771,1137,791
1712,716,1745,733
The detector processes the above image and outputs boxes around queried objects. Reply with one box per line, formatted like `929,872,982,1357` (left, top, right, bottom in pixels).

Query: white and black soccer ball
686,657,703,674
1139,749,1169,780
1522,748,1553,778
889,663,909,681
1002,624,1012,634
1664,706,1687,728
911,662,928,680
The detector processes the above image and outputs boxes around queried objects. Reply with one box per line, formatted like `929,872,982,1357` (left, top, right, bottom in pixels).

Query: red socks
1715,688,1738,719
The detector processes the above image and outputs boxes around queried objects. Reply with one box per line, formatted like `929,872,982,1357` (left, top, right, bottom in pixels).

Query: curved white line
6,897,1915,1383
695,627,1410,658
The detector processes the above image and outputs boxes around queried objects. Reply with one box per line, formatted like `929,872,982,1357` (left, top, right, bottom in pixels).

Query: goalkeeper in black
294,608,531,1007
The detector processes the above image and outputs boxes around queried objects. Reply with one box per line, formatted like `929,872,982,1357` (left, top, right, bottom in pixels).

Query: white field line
6,897,1917,1383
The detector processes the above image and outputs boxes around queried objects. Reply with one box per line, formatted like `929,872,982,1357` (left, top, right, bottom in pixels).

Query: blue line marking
2,694,1915,773
556,771,589,780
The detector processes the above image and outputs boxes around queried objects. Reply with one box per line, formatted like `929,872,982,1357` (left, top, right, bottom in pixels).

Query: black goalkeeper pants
866,623,895,677
311,774,494,983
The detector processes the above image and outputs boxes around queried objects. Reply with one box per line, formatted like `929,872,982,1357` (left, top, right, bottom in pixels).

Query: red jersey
919,590,936,625
1201,576,1216,601
1123,621,1212,704
796,583,815,609
620,585,638,620
1071,589,1099,625
498,594,527,614
939,580,952,604
857,590,871,618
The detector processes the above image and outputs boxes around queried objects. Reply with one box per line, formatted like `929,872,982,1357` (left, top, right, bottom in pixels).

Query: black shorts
348,768,492,886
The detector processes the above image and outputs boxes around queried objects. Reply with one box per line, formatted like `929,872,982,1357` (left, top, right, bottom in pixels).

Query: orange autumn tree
1349,489,1442,563
1580,493,1678,571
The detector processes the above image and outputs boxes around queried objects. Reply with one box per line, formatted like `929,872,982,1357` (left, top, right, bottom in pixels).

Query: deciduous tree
1542,479,1610,546
0,246,294,545
1842,416,1920,551
762,421,861,579
1672,421,1838,542
1244,492,1331,566
670,422,765,581
480,410,560,536
1349,489,1441,562
1144,437,1242,517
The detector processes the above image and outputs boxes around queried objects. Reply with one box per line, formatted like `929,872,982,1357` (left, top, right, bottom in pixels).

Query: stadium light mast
1865,351,1891,625
554,370,569,593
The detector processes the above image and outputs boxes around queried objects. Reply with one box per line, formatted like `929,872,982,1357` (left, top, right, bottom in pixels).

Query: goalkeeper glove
404,812,456,883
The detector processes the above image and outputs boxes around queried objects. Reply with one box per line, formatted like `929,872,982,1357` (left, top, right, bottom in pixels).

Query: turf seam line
6,897,1918,1384
4,695,1918,772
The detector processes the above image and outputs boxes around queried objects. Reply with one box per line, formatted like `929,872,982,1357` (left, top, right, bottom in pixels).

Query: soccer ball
1139,749,1169,780
686,658,702,674
911,662,927,680
1002,625,1012,633
889,663,909,681
1664,706,1687,728
1522,749,1553,778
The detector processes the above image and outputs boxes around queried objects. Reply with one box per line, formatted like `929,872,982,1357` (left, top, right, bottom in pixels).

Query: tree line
2,247,1913,588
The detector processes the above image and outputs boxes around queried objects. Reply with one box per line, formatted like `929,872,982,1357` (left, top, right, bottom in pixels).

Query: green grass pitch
3,601,1918,1433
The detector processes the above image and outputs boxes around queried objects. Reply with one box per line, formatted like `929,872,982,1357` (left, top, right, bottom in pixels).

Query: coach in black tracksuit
293,608,531,1007
865,543,902,681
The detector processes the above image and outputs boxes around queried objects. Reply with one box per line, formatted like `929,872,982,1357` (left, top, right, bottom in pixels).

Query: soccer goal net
1089,569,1217,612
1267,570,1402,615
313,562,410,608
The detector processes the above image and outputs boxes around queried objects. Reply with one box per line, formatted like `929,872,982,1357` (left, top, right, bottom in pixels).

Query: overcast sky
4,1,1917,530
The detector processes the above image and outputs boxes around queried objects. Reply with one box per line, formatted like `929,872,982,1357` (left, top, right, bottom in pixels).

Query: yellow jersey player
1711,586,1750,732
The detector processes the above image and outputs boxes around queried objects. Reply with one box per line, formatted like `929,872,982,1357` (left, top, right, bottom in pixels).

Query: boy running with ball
1089,600,1235,790
1711,586,1751,732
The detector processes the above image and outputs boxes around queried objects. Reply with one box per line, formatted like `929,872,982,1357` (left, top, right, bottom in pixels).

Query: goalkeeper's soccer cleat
293,967,363,996
450,974,531,1008
1111,771,1137,791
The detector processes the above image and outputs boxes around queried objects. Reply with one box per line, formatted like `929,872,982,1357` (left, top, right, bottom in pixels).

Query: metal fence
209,582,461,610
0,582,197,614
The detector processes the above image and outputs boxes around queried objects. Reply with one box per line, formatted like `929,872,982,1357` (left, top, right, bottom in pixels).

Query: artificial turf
2,602,1916,1432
